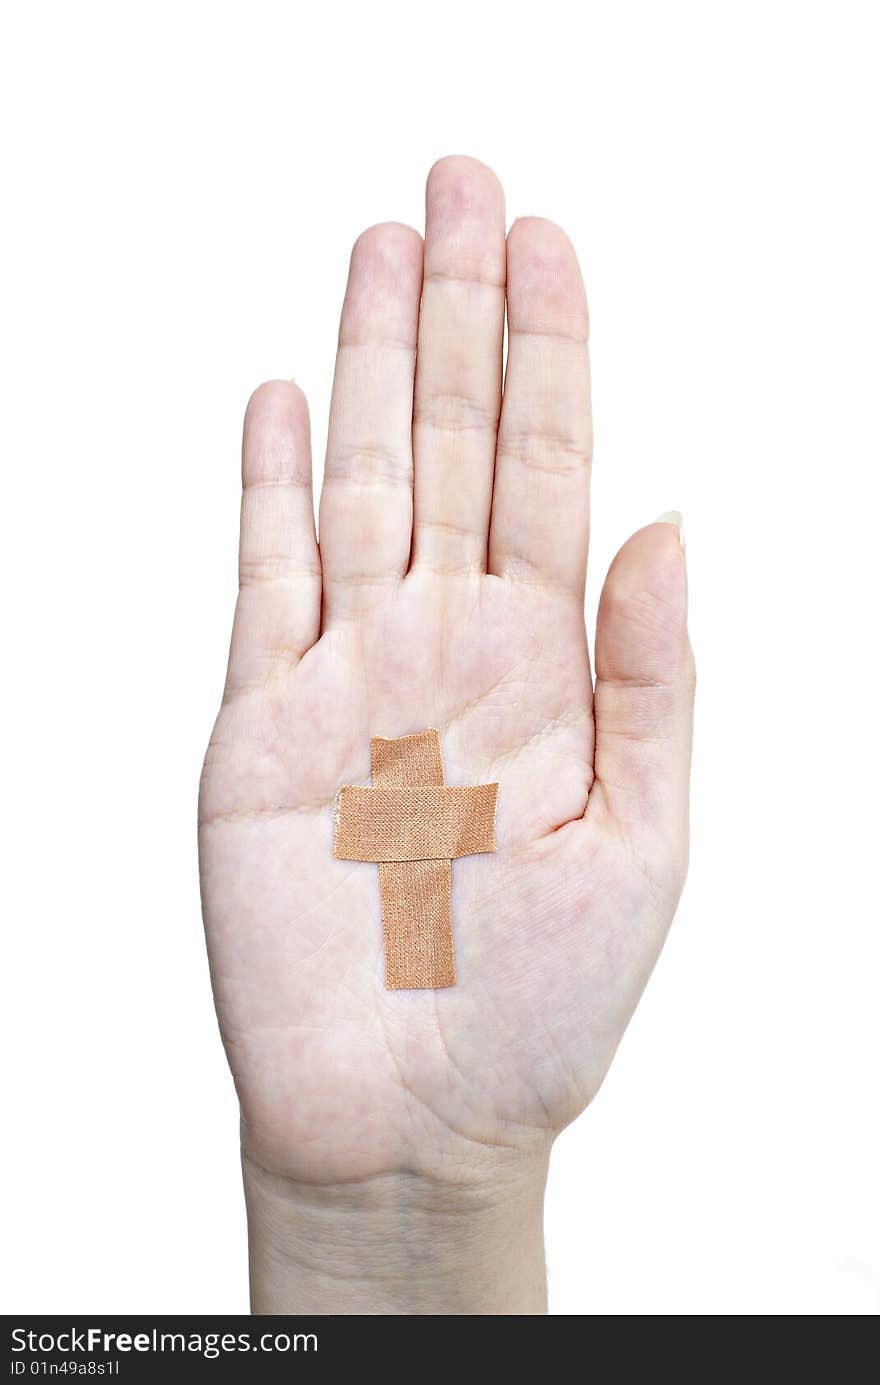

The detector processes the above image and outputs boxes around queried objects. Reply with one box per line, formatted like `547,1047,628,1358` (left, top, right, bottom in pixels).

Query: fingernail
655,510,685,550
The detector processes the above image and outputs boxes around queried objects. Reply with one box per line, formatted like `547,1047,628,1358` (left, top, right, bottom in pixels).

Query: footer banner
4,1314,557,1376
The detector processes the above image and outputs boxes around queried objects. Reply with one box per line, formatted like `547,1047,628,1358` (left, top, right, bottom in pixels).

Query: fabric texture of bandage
333,730,498,990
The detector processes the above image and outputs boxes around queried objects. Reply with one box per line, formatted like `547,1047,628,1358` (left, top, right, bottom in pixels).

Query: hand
198,157,694,1313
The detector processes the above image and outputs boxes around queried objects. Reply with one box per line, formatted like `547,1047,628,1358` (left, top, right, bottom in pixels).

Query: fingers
225,381,321,695
319,223,423,621
410,156,506,575
593,517,695,881
489,217,592,596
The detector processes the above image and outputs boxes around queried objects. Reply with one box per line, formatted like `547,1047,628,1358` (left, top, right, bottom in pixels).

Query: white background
2,1,878,1315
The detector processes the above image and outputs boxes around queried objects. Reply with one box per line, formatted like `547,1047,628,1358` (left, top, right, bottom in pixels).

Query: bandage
333,730,498,989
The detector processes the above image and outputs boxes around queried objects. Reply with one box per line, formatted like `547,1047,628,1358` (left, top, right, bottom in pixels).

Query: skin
198,157,695,1314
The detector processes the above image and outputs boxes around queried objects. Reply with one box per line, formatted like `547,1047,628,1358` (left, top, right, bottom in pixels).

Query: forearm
243,1153,550,1315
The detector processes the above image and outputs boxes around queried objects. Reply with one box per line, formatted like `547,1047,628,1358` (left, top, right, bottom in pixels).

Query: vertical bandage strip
374,731,453,991
334,730,498,991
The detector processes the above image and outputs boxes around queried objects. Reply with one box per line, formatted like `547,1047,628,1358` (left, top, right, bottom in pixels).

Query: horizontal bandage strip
334,783,498,862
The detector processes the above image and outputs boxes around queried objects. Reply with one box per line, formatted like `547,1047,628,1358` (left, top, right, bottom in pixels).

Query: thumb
593,513,695,886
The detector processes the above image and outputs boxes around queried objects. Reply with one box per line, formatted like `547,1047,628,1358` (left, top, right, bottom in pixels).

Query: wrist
243,1150,550,1315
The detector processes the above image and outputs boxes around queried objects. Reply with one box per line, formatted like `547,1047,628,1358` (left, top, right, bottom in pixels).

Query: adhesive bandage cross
333,730,498,989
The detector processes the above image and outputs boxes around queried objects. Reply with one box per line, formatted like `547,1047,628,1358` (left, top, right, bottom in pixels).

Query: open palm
198,158,694,1189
